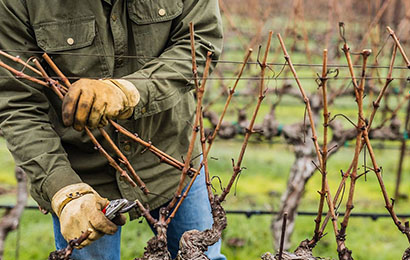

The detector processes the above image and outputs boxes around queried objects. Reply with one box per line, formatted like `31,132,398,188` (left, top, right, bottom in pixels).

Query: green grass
3,138,409,259
0,139,16,187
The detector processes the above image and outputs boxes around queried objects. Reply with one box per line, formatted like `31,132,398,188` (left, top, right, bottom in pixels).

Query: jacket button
124,144,131,151
67,38,75,45
158,8,166,16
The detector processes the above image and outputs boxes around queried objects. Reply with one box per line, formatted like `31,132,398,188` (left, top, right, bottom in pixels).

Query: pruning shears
102,199,137,220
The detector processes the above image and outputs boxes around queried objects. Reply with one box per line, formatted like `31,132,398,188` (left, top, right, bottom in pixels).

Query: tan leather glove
62,79,140,131
51,183,119,248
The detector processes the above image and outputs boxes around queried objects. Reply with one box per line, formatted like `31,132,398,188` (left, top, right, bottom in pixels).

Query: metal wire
1,49,409,70
208,138,409,151
226,210,410,220
1,205,408,221
0,75,408,81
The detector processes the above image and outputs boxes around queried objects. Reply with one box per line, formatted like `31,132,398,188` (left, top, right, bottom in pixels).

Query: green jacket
0,0,223,218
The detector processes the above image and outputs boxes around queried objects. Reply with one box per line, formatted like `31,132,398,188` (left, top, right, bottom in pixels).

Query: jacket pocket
32,16,109,78
128,0,183,60
128,0,183,25
33,16,96,52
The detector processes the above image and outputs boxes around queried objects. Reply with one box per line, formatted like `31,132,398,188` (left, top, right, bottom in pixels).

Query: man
0,0,224,259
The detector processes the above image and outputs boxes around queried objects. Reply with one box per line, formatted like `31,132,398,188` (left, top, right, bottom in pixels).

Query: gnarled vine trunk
271,128,317,250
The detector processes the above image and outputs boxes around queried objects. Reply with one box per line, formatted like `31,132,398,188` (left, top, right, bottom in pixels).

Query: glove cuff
103,79,140,107
51,183,96,217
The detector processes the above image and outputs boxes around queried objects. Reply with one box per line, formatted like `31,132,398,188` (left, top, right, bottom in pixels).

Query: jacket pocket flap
128,0,183,25
33,17,96,52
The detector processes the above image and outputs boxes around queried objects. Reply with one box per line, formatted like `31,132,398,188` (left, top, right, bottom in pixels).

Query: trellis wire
0,75,408,81
1,49,409,70
0,205,409,221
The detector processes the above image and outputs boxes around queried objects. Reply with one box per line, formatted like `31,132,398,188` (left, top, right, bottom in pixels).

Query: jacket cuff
41,166,83,203
122,73,152,119
127,79,186,120
123,67,188,120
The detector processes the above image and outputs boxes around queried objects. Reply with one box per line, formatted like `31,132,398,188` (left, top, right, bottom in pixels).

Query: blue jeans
53,168,226,260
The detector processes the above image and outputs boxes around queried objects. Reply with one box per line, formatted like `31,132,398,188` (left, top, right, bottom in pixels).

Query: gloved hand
51,183,123,248
62,79,140,131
